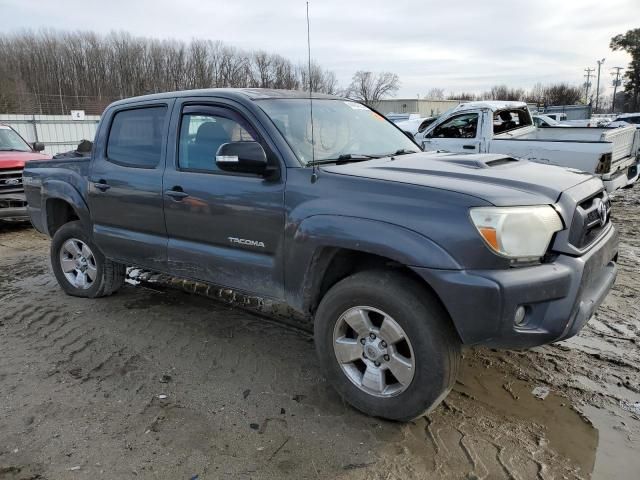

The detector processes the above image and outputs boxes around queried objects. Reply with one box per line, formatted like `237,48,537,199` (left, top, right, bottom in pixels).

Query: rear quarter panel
23,158,90,234
488,139,606,172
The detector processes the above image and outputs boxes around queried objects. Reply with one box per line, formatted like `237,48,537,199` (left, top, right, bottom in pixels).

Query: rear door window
107,106,167,168
493,109,532,134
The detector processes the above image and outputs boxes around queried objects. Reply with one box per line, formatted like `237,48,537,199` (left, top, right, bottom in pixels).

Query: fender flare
284,214,460,312
41,180,90,236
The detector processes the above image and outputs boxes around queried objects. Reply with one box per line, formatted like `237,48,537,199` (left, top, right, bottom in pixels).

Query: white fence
0,114,100,155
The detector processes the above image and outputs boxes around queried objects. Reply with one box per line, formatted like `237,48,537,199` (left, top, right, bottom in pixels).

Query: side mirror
216,141,268,175
32,142,45,152
403,130,414,140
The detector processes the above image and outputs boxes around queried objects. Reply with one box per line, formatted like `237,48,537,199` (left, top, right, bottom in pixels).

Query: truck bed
499,125,637,163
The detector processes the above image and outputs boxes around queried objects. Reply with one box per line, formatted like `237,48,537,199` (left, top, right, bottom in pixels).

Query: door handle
463,145,476,150
165,187,189,200
94,180,111,191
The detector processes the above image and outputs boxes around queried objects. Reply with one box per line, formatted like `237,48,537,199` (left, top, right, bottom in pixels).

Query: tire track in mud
0,218,627,479
6,288,582,479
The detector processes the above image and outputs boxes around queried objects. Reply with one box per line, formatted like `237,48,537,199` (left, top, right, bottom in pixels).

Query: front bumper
623,162,638,189
414,225,618,349
604,161,639,192
0,193,28,220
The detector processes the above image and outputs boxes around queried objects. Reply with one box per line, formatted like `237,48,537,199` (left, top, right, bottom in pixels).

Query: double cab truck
24,89,618,420
0,124,49,220
415,101,639,193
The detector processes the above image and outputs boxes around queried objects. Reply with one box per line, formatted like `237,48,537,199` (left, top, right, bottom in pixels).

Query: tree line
2,28,635,115
427,83,585,106
0,30,340,114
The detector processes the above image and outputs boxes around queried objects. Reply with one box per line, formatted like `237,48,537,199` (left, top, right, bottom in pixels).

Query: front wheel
314,269,461,421
50,221,125,298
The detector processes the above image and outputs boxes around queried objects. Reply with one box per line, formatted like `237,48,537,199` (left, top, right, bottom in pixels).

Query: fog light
514,306,527,326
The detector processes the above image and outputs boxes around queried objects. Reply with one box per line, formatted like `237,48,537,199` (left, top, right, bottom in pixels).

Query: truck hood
322,152,596,206
0,151,51,170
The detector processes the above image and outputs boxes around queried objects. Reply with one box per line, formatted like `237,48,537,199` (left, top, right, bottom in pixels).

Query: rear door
421,111,482,153
162,101,286,299
88,100,173,270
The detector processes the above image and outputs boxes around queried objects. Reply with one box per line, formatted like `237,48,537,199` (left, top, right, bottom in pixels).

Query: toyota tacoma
23,89,618,420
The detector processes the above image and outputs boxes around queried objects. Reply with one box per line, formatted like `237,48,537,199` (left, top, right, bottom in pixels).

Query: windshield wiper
0,148,29,152
308,153,381,166
307,150,418,167
391,149,419,156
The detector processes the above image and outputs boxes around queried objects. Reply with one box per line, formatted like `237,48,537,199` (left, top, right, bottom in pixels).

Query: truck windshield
0,126,31,152
257,99,419,165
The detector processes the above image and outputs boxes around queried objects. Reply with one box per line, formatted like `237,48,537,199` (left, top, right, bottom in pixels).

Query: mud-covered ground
0,187,638,480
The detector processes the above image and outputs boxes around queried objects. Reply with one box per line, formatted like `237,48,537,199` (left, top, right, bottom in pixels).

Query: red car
0,124,51,220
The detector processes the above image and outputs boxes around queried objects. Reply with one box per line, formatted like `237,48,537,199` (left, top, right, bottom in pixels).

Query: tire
314,269,461,421
50,220,125,298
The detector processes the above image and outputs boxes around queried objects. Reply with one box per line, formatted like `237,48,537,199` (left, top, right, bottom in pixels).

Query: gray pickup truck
23,88,618,421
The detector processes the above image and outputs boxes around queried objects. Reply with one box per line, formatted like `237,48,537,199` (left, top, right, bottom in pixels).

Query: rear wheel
314,269,461,421
51,221,125,298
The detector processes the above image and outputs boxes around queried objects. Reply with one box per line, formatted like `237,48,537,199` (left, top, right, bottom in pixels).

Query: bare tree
447,92,476,101
483,85,525,101
298,60,338,94
542,83,583,106
345,71,400,107
525,82,545,104
425,88,445,100
0,30,340,114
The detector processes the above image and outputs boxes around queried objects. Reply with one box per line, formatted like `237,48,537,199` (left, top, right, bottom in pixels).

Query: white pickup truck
416,101,639,192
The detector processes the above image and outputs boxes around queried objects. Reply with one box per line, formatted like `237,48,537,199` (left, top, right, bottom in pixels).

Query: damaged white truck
415,101,639,193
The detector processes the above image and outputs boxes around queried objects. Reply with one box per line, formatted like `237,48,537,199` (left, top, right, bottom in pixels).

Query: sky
1,0,638,98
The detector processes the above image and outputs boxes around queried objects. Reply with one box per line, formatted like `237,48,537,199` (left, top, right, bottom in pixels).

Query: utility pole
611,67,623,113
584,67,595,104
595,58,605,113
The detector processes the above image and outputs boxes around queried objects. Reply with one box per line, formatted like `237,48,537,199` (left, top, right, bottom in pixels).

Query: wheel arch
42,180,90,236
285,215,460,319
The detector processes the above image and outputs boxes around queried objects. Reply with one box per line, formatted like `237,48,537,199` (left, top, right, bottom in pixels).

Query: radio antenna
306,1,317,182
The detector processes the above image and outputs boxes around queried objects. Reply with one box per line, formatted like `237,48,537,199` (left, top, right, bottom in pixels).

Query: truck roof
451,100,528,113
107,88,345,108
615,112,640,119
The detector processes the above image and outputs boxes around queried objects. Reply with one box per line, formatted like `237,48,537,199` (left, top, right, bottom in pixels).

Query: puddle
454,358,598,476
582,405,640,479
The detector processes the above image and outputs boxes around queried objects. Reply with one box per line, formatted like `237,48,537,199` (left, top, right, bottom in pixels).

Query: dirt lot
1,187,639,480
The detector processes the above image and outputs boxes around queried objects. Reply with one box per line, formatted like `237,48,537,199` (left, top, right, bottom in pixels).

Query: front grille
568,190,611,249
0,169,24,195
0,199,27,209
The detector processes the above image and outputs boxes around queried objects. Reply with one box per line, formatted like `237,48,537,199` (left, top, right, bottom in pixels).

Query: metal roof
451,100,528,112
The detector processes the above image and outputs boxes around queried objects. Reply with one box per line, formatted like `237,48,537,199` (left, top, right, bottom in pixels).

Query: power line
611,67,624,113
595,58,605,113
584,67,595,104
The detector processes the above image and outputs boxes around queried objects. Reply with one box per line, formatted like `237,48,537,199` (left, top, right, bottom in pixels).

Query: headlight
469,206,563,261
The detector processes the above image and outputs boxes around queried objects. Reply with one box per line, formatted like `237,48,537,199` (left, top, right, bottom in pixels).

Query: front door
421,111,482,153
163,104,286,299
88,101,172,270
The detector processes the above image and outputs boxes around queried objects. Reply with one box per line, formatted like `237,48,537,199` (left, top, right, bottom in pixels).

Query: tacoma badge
228,237,265,248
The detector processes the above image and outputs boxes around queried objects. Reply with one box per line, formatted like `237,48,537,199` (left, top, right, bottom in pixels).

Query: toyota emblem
597,200,608,226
